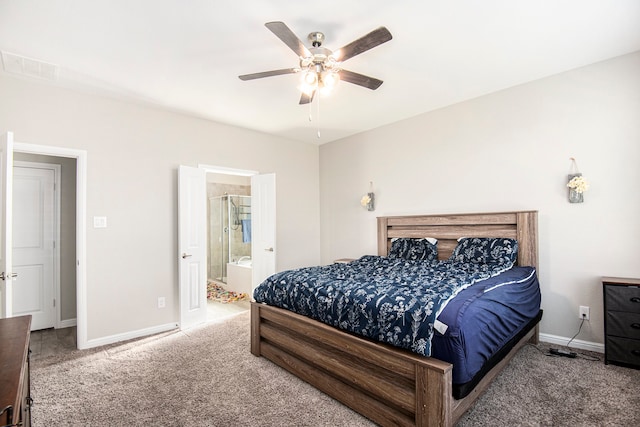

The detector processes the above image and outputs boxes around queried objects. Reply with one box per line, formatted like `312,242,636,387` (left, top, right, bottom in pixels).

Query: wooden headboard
377,211,538,270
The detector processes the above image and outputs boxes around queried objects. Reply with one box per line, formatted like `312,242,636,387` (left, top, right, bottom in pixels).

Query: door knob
264,247,274,252
0,272,17,281
182,253,192,259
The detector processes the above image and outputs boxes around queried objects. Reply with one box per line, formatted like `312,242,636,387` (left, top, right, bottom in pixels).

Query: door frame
13,160,61,330
13,142,87,349
0,132,14,319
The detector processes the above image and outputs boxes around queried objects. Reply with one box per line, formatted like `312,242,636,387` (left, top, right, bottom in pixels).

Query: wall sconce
360,182,375,211
567,157,589,203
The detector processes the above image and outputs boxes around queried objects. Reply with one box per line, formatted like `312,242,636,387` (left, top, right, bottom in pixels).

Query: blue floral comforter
253,255,513,357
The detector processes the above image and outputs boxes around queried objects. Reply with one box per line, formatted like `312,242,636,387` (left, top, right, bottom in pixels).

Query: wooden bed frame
251,211,539,427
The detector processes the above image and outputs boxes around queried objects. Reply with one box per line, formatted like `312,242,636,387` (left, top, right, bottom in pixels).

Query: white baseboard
539,332,604,353
83,322,179,349
58,318,77,329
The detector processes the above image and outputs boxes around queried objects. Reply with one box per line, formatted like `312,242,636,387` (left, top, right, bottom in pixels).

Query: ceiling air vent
1,51,59,81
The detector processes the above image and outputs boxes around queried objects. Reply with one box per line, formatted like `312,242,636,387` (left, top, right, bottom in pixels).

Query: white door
178,165,207,329
251,173,276,291
12,164,56,330
0,132,15,318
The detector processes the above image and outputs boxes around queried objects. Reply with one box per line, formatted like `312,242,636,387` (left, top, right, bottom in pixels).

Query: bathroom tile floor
207,299,250,323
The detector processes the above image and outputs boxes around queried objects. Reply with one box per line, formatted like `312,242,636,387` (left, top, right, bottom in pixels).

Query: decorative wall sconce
567,157,589,203
360,181,375,211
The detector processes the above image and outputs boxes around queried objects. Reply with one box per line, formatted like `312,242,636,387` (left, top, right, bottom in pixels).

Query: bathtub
236,256,252,267
227,258,252,296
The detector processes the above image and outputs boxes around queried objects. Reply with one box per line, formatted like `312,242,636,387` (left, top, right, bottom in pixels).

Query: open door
178,165,207,329
0,132,15,318
251,173,276,291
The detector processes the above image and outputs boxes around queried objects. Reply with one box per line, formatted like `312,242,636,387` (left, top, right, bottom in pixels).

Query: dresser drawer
604,285,640,313
606,336,640,366
606,311,640,340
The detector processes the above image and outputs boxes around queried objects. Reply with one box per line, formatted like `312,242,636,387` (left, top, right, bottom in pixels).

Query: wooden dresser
602,277,640,369
0,315,32,427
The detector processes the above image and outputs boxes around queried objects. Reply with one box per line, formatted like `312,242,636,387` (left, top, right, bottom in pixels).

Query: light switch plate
93,216,107,228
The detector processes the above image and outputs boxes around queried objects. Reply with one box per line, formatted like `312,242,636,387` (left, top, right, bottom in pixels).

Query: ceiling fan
239,21,392,104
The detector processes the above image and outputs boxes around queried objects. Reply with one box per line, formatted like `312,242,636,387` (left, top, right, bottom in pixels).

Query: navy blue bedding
430,266,541,386
253,255,520,358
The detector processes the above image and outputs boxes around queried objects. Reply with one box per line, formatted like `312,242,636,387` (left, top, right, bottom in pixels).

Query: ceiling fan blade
339,70,383,90
238,68,298,81
299,90,315,105
265,21,312,58
335,27,392,62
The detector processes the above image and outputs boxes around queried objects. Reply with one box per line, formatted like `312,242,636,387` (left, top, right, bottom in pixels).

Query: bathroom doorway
209,194,251,285
205,172,251,321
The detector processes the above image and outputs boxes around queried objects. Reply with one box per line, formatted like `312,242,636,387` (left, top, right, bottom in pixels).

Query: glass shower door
209,196,228,282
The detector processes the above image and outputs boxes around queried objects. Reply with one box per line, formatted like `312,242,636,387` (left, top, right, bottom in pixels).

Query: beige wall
319,52,640,345
0,73,321,341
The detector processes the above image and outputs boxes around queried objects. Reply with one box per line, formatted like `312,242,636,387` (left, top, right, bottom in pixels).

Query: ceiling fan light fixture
319,85,333,96
299,79,316,96
303,70,318,86
322,71,340,89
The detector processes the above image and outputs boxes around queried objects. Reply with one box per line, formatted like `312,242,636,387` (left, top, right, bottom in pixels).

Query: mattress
431,266,542,398
253,255,517,358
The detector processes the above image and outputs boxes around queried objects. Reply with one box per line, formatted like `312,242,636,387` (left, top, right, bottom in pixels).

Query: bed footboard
251,302,454,427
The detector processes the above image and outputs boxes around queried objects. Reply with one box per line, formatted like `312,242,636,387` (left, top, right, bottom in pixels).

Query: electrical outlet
579,305,590,320
158,297,166,309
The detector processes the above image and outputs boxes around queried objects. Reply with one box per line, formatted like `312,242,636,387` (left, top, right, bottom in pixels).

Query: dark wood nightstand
602,277,640,369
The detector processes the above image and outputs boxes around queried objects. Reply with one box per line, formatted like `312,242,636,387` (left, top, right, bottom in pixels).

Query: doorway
11,154,77,333
205,172,252,322
12,140,87,349
178,165,275,331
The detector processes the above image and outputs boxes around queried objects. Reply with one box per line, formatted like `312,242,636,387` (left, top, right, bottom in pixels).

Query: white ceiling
1,1,639,145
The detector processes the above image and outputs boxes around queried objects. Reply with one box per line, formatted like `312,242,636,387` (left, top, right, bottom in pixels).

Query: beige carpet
31,311,640,426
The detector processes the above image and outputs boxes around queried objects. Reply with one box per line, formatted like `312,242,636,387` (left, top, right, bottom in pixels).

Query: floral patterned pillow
389,238,438,262
449,237,518,266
